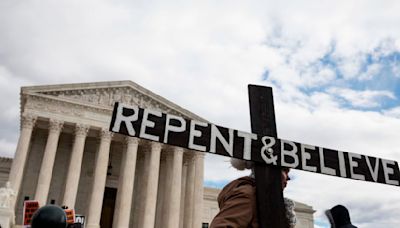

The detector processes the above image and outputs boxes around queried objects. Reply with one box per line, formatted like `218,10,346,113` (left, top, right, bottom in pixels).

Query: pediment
21,81,206,121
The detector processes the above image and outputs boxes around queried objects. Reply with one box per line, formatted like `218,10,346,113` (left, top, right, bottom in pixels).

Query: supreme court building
4,81,314,228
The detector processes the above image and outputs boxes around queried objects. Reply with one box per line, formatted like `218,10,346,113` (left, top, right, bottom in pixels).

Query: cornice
0,157,13,164
294,207,316,214
292,200,316,214
23,92,112,114
23,93,113,129
203,194,218,201
21,81,207,122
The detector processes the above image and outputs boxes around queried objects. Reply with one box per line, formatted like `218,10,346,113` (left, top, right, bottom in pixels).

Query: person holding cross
210,158,296,228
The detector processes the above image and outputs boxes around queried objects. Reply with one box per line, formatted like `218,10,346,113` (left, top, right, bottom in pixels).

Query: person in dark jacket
210,159,295,228
325,204,357,228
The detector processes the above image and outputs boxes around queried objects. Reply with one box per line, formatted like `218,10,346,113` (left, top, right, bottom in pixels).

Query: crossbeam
109,102,400,187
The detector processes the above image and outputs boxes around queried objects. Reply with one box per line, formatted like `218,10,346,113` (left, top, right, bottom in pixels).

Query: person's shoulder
236,176,256,185
222,176,255,191
234,176,256,195
218,176,256,201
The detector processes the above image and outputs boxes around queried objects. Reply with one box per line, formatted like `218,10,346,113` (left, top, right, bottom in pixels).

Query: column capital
183,153,196,165
49,119,64,132
164,146,184,159
21,114,37,130
150,141,163,151
100,129,113,141
165,145,185,153
124,136,139,145
173,146,184,154
75,124,90,137
194,153,205,159
162,147,173,157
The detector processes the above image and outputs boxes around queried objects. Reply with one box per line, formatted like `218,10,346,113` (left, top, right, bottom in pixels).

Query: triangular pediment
21,80,206,121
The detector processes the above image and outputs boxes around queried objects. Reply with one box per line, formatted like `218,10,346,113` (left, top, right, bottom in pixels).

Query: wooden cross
109,84,400,227
248,85,289,228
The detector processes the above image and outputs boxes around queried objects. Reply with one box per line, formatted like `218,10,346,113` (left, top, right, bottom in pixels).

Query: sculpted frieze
25,97,84,117
39,87,185,117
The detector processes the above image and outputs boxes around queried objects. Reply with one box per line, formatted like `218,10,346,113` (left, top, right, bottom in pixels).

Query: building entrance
100,187,117,228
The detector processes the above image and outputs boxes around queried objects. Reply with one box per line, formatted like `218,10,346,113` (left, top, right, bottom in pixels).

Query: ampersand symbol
261,136,278,165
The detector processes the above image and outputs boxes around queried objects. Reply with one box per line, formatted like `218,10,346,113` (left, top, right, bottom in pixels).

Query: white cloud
384,107,400,118
308,92,340,110
391,62,400,78
204,154,251,182
327,87,396,108
336,55,365,80
359,63,382,80
0,139,16,158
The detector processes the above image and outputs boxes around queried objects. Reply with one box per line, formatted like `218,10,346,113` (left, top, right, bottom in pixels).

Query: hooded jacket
326,205,357,228
210,176,259,228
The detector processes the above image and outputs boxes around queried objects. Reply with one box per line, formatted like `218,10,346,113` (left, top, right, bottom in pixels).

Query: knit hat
230,158,254,170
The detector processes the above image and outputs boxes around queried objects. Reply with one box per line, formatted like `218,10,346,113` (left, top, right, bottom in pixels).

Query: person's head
230,158,291,189
281,167,290,189
325,204,354,228
31,205,67,228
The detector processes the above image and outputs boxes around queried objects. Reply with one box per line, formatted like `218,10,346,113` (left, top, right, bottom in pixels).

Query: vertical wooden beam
248,85,289,228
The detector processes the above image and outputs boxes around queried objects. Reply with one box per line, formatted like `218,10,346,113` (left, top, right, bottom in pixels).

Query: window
202,223,209,228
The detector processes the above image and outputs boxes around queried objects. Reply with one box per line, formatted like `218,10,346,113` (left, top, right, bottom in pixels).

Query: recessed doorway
100,187,117,228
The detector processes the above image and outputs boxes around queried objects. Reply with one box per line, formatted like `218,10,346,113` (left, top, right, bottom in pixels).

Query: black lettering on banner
110,102,400,187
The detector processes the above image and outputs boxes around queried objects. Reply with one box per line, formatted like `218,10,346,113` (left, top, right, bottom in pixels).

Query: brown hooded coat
210,176,259,228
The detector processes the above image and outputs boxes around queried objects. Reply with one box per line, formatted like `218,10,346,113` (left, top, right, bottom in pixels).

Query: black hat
325,205,357,228
31,205,67,228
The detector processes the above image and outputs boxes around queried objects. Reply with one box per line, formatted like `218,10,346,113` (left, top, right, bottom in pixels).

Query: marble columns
112,137,139,228
62,124,89,208
86,129,113,228
140,142,162,228
165,147,184,228
8,114,36,209
192,154,205,228
35,119,64,206
10,117,205,228
179,159,188,228
183,155,196,228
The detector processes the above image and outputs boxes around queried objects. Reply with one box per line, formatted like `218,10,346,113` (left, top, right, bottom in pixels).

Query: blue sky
204,180,229,189
1,1,400,227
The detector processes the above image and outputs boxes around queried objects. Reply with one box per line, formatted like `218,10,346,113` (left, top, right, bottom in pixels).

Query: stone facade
8,81,206,228
202,187,221,226
0,158,11,185
0,159,315,228
3,81,315,228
